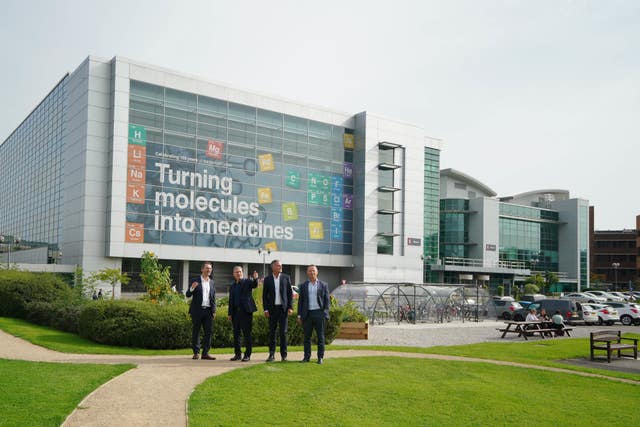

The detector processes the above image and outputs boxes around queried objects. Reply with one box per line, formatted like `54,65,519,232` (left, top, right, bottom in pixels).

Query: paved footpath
1,326,638,427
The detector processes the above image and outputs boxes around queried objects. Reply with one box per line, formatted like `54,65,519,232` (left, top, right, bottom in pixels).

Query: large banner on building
124,123,354,255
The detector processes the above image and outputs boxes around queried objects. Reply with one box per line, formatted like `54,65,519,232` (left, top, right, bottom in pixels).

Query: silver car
562,292,606,303
584,290,624,302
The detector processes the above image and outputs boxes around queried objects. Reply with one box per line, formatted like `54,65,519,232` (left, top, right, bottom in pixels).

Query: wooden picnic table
498,321,572,340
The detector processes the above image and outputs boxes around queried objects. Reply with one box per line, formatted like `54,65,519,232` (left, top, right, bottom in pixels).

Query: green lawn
0,359,132,427
1,316,638,381
189,357,640,426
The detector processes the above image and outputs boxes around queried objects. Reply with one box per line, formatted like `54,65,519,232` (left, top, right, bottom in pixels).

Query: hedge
79,300,342,349
0,270,73,318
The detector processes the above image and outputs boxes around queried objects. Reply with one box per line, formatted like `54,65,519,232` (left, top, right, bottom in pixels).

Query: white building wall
355,112,429,283
468,198,500,265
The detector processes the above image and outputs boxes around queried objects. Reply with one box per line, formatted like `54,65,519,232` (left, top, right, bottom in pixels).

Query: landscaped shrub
0,270,73,318
79,300,192,349
24,300,83,333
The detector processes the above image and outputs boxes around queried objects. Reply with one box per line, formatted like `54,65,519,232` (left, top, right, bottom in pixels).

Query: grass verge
0,358,133,427
189,357,640,426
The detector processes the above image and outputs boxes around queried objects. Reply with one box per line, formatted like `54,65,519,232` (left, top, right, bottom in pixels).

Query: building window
377,143,402,254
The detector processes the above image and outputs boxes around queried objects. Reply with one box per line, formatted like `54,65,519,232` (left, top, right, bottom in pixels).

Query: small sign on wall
407,237,421,246
485,244,496,251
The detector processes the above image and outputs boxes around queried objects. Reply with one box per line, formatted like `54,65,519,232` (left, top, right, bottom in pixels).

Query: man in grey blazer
297,264,330,364
262,259,293,362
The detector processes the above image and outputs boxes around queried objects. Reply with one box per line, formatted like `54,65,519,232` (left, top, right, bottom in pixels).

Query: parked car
586,303,619,326
609,291,632,301
520,294,546,303
489,297,523,320
604,302,640,326
578,303,599,325
584,290,625,302
561,292,606,304
537,299,580,324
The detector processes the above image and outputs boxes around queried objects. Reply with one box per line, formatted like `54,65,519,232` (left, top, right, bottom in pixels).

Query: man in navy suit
262,259,293,362
228,265,259,362
185,262,216,360
297,265,330,364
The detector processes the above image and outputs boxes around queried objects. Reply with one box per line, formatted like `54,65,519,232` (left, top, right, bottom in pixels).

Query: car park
585,303,619,326
561,292,606,303
489,297,523,320
603,302,640,326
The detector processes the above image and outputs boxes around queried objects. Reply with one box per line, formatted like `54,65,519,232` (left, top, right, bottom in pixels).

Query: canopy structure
331,282,490,324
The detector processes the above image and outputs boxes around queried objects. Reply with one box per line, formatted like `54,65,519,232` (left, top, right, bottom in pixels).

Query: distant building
589,208,639,291
428,168,590,292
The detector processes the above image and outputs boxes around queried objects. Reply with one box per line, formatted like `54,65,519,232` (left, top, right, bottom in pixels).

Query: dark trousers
232,311,253,357
191,307,213,355
303,309,325,359
268,306,288,357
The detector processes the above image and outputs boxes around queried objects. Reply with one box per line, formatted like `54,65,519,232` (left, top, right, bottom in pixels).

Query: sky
1,0,638,230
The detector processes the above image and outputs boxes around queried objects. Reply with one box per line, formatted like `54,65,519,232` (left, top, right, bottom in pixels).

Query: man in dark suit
297,264,330,364
185,262,216,360
228,265,259,362
262,259,293,362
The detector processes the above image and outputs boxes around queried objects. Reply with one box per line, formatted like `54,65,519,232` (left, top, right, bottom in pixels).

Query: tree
91,268,130,300
523,283,539,295
544,271,558,293
523,273,544,295
140,251,173,303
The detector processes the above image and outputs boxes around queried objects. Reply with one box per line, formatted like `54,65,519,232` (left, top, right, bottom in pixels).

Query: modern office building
429,168,590,292
0,56,441,295
589,208,639,291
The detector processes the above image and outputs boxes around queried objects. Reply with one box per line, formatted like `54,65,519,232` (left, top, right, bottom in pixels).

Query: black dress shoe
241,356,251,362
300,358,310,363
192,354,199,360
281,357,287,362
230,355,242,361
266,355,275,362
317,358,323,365
201,354,216,360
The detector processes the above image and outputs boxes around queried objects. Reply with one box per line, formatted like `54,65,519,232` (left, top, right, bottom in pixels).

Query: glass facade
498,203,559,272
0,76,67,257
126,80,353,255
439,199,470,258
423,148,440,262
579,205,588,287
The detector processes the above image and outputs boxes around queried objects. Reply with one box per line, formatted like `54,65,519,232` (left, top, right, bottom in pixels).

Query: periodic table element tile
264,241,278,251
282,202,299,221
308,221,324,240
285,169,301,189
257,187,273,204
258,153,276,172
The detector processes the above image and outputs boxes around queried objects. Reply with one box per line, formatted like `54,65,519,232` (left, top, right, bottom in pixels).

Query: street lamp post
258,248,271,278
476,274,490,323
612,262,620,292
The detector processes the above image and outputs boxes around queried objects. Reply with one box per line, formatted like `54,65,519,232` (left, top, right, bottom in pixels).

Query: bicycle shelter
331,282,490,324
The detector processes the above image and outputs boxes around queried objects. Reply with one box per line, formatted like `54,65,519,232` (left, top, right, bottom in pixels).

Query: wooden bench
590,330,638,363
